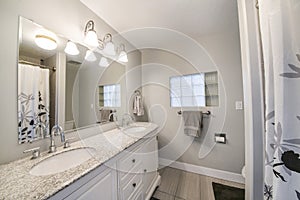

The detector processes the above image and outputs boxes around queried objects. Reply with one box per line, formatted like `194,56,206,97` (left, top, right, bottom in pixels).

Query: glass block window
170,71,219,107
99,84,121,107
170,73,206,107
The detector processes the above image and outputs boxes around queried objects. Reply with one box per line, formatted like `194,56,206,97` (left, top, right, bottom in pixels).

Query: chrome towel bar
177,110,211,115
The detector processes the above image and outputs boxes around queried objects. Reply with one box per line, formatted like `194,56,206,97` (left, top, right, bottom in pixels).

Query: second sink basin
30,147,96,176
122,126,146,134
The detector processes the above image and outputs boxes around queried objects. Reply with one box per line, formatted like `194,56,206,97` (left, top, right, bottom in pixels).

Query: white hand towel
133,95,144,116
182,111,203,137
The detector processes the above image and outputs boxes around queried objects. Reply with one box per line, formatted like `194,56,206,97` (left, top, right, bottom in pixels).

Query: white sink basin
30,147,96,176
123,126,146,134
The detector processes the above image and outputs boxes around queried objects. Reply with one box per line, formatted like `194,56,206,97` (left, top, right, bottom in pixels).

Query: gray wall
65,63,79,122
0,0,141,164
141,30,245,173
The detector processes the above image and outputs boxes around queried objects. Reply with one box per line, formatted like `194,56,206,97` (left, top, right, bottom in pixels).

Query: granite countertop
0,122,158,200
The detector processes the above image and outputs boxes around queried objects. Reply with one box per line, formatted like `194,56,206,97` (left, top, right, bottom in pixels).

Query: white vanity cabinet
117,136,159,200
50,135,160,200
50,161,118,200
64,167,117,200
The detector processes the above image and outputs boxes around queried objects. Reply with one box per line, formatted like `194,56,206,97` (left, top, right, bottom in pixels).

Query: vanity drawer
117,146,142,174
120,173,143,200
131,185,144,200
119,162,143,187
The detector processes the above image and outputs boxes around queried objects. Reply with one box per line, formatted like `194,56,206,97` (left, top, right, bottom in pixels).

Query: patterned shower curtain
18,64,50,144
259,0,300,199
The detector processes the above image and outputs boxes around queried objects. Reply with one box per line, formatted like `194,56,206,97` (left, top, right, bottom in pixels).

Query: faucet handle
23,147,40,159
64,137,76,148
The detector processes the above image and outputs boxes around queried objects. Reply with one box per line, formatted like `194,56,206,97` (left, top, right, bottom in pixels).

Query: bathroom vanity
0,122,160,200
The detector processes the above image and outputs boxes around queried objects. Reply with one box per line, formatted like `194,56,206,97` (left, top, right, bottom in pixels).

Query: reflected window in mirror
99,84,121,107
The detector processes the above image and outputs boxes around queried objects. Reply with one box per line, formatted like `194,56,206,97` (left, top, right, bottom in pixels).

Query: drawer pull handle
132,183,136,187
132,159,136,163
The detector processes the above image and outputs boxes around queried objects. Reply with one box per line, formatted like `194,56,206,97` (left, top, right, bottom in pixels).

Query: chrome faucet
121,113,134,127
108,112,117,122
49,125,65,153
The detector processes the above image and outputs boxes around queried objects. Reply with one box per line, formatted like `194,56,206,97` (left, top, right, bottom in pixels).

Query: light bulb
85,50,97,62
118,51,128,62
64,41,79,55
103,41,116,56
84,30,98,47
99,57,109,67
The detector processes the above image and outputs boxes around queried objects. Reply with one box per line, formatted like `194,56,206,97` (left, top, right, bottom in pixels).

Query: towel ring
134,90,141,95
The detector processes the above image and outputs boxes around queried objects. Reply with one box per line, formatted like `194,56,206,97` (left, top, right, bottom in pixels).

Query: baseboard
159,158,245,184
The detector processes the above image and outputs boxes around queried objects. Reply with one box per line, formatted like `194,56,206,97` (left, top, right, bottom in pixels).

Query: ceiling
80,0,239,39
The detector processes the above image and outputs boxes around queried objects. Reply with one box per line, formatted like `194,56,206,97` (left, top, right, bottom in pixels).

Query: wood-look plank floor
152,167,245,200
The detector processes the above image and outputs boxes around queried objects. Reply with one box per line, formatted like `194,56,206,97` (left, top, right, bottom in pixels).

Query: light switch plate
235,101,243,110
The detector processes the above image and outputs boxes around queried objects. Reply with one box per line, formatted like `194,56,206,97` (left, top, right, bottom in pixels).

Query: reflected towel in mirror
99,109,111,123
133,94,144,116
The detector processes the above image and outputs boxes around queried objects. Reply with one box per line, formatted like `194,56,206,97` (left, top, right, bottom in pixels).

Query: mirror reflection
18,17,59,143
96,61,126,124
18,16,127,144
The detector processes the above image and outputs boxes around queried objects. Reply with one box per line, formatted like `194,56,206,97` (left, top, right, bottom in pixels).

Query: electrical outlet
235,101,243,110
215,133,226,144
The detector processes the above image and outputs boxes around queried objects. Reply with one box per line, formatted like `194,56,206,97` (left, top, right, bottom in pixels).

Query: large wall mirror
18,16,127,144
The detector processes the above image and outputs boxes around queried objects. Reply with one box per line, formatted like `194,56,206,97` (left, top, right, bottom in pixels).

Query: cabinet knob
144,169,147,173
132,159,136,163
132,183,136,188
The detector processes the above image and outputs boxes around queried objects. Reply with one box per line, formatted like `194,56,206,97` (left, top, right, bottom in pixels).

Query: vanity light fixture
84,50,97,62
84,20,99,47
35,34,57,50
64,40,79,55
83,20,127,61
99,57,109,67
117,44,128,63
100,34,116,56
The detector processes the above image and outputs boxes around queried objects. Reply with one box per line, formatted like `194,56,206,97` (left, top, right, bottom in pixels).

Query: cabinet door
141,137,158,195
132,186,144,200
65,167,117,200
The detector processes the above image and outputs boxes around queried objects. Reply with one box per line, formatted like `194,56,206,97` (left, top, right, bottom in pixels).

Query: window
99,84,121,107
169,71,218,107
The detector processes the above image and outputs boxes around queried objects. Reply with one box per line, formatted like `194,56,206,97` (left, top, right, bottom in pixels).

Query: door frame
237,0,264,199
